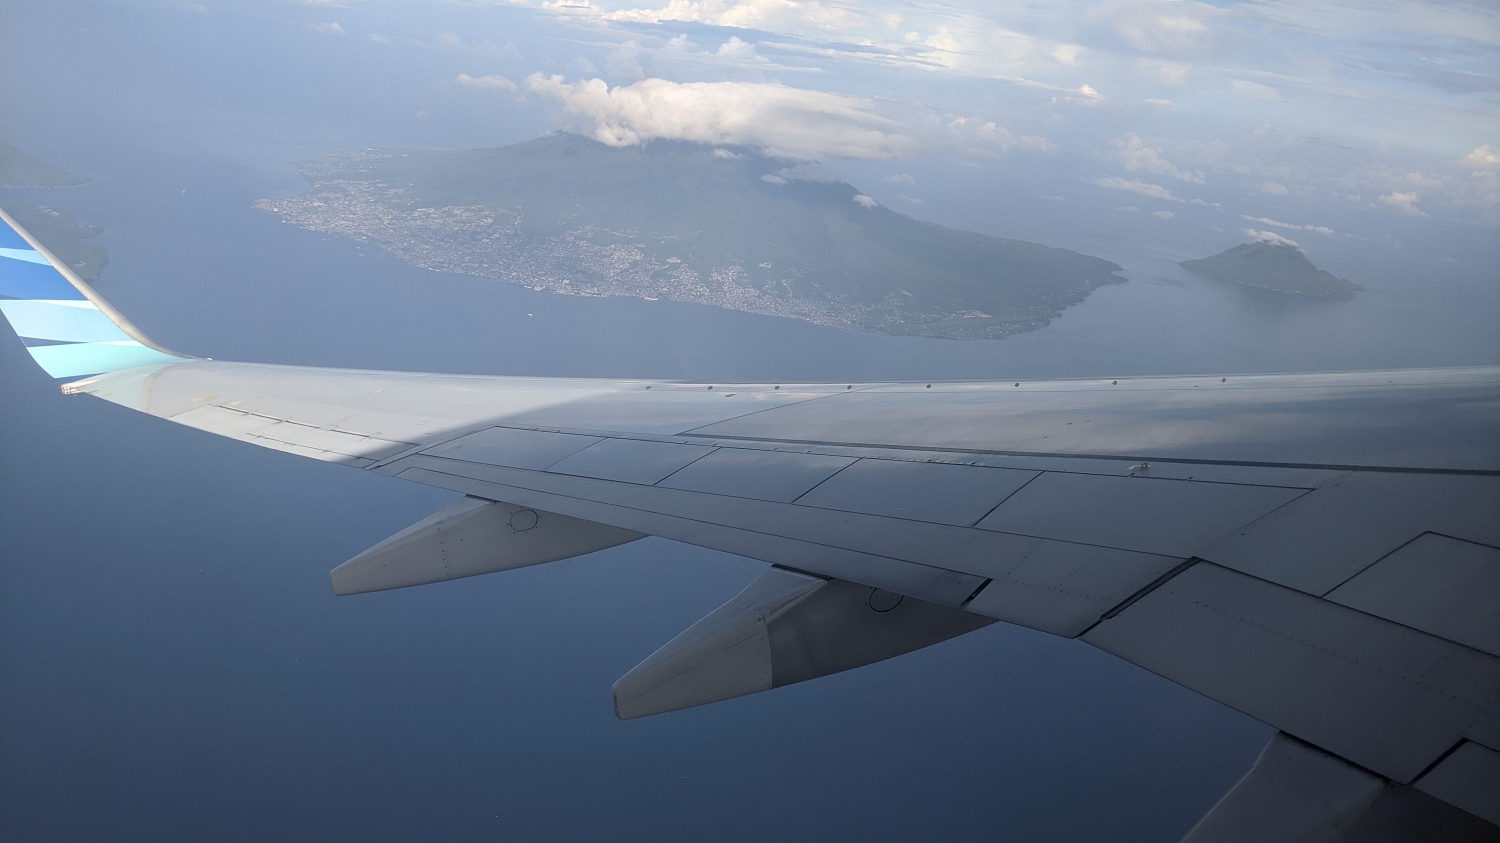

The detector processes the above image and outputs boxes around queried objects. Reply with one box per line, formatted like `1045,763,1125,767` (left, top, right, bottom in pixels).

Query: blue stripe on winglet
0,223,29,250
0,247,50,264
27,341,181,379
0,300,132,343
0,259,87,300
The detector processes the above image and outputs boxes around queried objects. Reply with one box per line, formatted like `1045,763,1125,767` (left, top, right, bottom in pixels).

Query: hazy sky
287,0,1500,233
4,0,1495,269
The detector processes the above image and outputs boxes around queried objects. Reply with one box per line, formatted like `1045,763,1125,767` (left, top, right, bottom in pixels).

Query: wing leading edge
3,209,1498,840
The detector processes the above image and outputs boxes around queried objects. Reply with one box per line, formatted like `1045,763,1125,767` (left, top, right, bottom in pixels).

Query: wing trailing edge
1182,732,1500,842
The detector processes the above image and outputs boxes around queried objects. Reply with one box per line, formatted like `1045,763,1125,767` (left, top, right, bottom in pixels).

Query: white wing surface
4,207,1497,840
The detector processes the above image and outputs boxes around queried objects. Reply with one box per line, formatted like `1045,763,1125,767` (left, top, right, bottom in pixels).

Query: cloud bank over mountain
523,75,919,160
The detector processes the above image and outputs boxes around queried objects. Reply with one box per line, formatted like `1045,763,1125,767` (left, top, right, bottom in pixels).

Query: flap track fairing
330,496,645,595
612,566,994,719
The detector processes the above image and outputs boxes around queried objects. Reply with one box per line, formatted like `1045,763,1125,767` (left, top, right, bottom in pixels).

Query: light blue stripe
0,300,131,343
28,341,181,379
0,247,49,265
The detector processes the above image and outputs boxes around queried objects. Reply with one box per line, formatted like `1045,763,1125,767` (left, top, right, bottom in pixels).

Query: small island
1181,241,1359,300
259,135,1125,339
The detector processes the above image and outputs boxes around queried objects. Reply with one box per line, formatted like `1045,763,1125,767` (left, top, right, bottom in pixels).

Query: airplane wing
3,206,1497,841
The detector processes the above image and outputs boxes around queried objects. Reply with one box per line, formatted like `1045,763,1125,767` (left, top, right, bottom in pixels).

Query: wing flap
1202,472,1500,596
1083,561,1500,783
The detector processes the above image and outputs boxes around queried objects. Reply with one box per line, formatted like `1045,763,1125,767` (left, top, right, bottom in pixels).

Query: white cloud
771,162,842,182
1094,176,1183,202
433,31,463,49
313,21,345,36
593,0,859,31
456,73,518,92
1116,205,1140,213
716,36,756,60
1261,180,1290,195
1377,191,1427,216
1114,134,1205,183
1016,135,1058,153
1077,84,1104,101
1243,228,1300,248
761,173,787,184
1117,14,1209,53
1141,60,1188,85
1240,215,1334,236
1231,80,1279,100
1052,44,1082,65
852,194,878,207
897,194,923,205
524,75,919,160
887,173,915,185
948,117,1055,153
1152,210,1174,220
1465,145,1499,168
712,148,741,159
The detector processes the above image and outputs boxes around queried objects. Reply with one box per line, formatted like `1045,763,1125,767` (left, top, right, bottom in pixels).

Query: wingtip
0,205,189,380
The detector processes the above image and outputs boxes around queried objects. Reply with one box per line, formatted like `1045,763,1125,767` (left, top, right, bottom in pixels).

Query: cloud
1376,191,1427,216
1077,84,1104,101
1243,229,1300,248
1094,176,1183,202
1052,45,1081,65
712,148,741,159
887,173,915,185
717,36,756,60
1261,180,1290,195
1114,134,1204,183
1116,13,1209,53
456,73,518,91
769,162,842,182
1141,60,1188,85
1152,210,1174,220
948,117,1056,153
897,194,922,205
1231,80,1278,100
583,0,860,32
1465,145,1499,168
761,174,787,184
1116,206,1140,213
1240,215,1334,235
524,75,919,160
313,21,345,36
852,194,878,207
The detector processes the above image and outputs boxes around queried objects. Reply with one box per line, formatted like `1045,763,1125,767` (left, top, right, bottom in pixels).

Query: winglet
0,204,187,380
